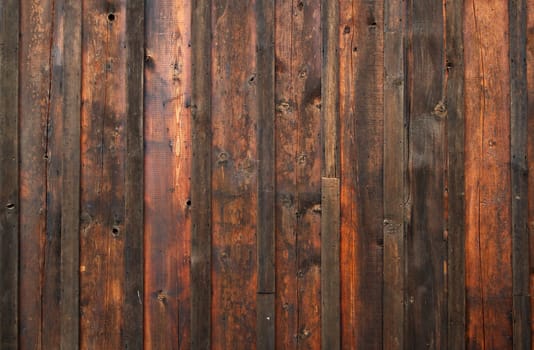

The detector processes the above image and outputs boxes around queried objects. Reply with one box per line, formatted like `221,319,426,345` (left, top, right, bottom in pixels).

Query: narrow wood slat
465,0,513,348
0,0,19,348
144,0,192,348
445,0,466,348
255,0,275,348
273,0,298,348
43,2,66,346
339,1,384,348
123,0,145,348
527,0,534,345
510,0,531,348
321,177,340,350
383,0,406,348
18,0,52,348
405,0,447,348
191,0,211,348
210,0,258,347
60,0,82,348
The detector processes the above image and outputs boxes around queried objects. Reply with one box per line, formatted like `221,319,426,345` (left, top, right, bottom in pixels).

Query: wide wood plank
339,1,384,348
465,1,513,348
18,0,52,348
445,0,466,348
0,0,20,348
191,0,211,348
210,0,258,347
383,0,406,348
144,0,192,348
79,1,128,348
60,0,82,348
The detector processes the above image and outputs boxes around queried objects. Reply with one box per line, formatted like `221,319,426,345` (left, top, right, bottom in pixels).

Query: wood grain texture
510,0,531,349
0,0,19,348
190,0,211,348
60,0,82,348
339,1,384,348
528,0,534,346
405,1,447,348
465,0,513,348
123,0,145,348
144,0,192,348
18,0,52,348
383,0,406,348
79,1,128,348
445,0,466,348
321,178,340,350
210,0,258,347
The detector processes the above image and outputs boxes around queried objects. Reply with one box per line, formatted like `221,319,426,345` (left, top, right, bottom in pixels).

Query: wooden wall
0,0,533,349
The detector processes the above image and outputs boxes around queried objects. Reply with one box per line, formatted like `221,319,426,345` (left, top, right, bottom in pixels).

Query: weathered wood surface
3,1,533,349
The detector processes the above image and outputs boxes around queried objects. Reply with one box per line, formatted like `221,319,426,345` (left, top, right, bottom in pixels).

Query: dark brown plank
383,0,406,348
191,0,211,348
510,0,531,348
405,0,447,348
43,2,66,347
60,0,82,348
465,1,513,348
445,0,466,348
321,178,340,350
123,0,145,348
339,1,384,348
0,0,19,348
274,0,298,347
210,0,258,347
144,0,192,348
528,0,534,345
19,0,52,348
79,1,128,348
255,0,275,347
321,0,340,348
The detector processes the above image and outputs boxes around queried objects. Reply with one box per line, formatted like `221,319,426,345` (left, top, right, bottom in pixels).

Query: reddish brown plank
339,1,384,348
528,0,534,346
465,1,513,348
144,0,192,348
274,0,298,347
19,0,53,348
210,0,258,348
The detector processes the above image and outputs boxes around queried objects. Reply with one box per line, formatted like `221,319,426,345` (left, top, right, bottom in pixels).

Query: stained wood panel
3,1,532,349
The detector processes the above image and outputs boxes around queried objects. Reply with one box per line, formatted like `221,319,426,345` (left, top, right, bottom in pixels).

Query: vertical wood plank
274,1,297,347
18,0,52,348
527,0,534,346
191,0,212,348
210,0,258,347
339,1,384,348
123,0,145,348
256,0,275,348
405,0,447,348
0,0,19,348
510,0,531,348
383,0,406,348
79,1,128,348
445,0,466,348
144,0,192,348
321,178,340,350
61,0,82,348
465,1,513,348
43,2,66,347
